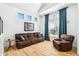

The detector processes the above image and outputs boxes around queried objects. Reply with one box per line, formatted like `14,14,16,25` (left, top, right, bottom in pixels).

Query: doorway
0,17,3,35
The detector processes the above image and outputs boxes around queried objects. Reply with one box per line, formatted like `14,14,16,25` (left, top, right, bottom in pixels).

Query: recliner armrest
60,41,70,44
54,38,61,41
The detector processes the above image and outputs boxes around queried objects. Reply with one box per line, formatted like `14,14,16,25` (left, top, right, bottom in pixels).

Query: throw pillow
20,35,26,41
38,34,43,38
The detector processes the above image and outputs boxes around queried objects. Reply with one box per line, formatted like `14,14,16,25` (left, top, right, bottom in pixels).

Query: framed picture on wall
24,22,34,31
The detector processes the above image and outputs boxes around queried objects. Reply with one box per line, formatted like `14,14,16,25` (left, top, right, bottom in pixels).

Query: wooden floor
5,41,77,56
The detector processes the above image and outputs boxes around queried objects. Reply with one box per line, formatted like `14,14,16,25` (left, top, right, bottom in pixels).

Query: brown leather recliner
53,34,74,51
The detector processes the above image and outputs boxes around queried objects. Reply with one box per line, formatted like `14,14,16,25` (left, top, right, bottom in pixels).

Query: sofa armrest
54,38,61,41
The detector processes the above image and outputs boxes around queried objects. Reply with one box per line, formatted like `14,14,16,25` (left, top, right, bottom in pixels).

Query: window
35,17,38,22
24,15,28,20
16,13,32,21
16,13,24,19
0,17,3,35
49,12,59,35
28,15,32,21
24,15,32,21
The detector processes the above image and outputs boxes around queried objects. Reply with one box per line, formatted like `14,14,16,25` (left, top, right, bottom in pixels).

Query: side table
6,39,15,51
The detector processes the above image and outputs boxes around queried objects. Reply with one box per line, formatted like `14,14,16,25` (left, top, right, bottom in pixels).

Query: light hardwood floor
5,41,77,56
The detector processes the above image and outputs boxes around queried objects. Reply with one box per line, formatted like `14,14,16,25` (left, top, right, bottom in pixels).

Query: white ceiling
38,3,59,12
5,3,59,15
4,3,76,16
39,3,76,15
5,3,43,15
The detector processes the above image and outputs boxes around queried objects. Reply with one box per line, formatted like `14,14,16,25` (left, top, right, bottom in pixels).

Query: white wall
0,4,39,46
39,16,45,36
67,4,77,47
0,34,4,56
77,4,79,54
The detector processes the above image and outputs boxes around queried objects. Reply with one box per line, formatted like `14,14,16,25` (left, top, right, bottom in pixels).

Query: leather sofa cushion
18,41,26,45
18,40,31,45
53,39,70,44
60,39,70,43
53,40,61,44
31,39,39,43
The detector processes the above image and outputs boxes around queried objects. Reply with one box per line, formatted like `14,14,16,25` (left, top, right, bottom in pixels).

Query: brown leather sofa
53,34,74,51
15,32,44,49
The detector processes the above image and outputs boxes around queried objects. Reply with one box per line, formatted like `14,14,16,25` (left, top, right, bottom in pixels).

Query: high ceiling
38,3,59,12
5,3,58,15
5,3,42,15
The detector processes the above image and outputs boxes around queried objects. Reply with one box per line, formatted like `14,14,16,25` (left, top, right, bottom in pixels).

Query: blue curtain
59,8,67,38
44,14,50,40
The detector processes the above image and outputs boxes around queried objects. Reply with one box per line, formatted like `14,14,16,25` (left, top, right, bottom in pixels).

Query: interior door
0,17,3,35
0,17,3,56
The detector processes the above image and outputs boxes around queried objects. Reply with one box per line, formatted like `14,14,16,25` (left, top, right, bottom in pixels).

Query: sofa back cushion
33,32,43,38
61,34,68,39
34,32,39,38
38,34,43,38
26,33,34,38
61,34,74,43
15,32,42,41
15,34,28,41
